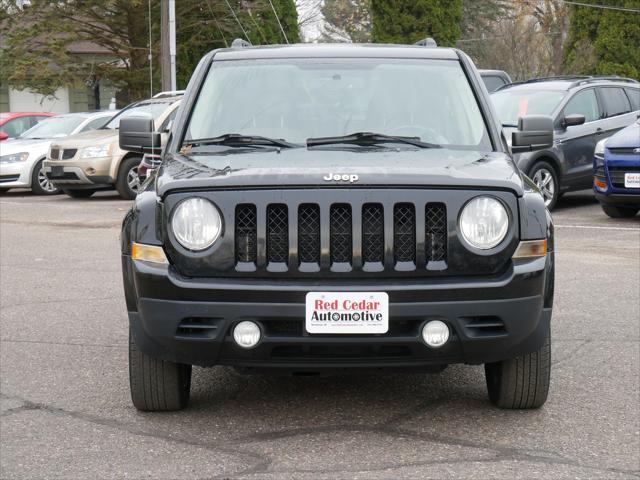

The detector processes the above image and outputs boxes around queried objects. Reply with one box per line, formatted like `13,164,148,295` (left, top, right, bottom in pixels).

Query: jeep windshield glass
185,58,491,150
103,102,171,130
491,89,566,126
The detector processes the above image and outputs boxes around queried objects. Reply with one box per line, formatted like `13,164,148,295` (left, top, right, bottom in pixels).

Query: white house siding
8,87,70,113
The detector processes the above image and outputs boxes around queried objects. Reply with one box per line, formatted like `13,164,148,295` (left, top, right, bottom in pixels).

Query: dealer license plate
624,172,640,188
305,292,389,334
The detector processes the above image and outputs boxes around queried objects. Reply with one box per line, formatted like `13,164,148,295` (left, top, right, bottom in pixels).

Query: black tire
62,189,96,199
115,156,142,200
485,335,551,409
602,205,639,218
30,159,60,195
129,328,192,411
529,161,559,210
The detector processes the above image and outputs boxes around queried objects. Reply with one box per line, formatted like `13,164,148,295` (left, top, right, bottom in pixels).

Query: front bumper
0,161,32,188
595,191,640,207
125,254,553,370
44,157,114,188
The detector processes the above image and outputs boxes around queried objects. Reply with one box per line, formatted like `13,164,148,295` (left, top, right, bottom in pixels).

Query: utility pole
160,0,177,91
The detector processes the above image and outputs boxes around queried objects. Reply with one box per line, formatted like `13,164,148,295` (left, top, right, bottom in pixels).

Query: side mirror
119,117,161,154
511,115,554,153
0,131,9,141
562,114,586,128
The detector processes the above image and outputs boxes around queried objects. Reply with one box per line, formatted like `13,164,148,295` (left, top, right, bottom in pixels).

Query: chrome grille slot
267,204,288,264
235,204,257,264
362,203,384,264
393,203,416,264
298,204,321,264
330,204,352,264
426,203,447,262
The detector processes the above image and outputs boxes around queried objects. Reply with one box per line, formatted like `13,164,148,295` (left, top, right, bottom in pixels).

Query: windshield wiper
184,134,301,149
307,132,440,149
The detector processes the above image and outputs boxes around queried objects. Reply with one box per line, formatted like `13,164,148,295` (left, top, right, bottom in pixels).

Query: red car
0,112,55,141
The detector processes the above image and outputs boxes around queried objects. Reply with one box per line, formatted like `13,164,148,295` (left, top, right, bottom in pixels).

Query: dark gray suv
492,76,640,209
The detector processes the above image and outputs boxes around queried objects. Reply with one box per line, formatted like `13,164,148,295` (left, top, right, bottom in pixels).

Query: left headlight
0,152,29,164
81,144,111,158
594,138,607,158
171,198,222,251
459,196,509,250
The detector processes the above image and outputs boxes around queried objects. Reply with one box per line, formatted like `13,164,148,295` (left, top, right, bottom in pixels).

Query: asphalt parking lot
0,189,638,479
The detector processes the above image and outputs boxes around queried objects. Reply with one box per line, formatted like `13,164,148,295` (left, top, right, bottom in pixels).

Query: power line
148,0,153,97
247,9,268,44
205,0,229,47
267,0,290,44
223,0,251,41
562,1,640,13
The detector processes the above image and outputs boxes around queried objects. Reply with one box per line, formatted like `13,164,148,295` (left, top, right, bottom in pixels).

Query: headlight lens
81,144,111,158
594,138,607,158
459,196,509,250
0,152,29,164
171,198,222,251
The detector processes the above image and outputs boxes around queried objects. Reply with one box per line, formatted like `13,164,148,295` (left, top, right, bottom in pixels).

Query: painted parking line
555,224,640,231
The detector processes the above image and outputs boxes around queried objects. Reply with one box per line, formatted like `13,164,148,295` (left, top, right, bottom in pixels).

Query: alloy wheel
38,167,58,193
532,168,555,207
127,166,140,194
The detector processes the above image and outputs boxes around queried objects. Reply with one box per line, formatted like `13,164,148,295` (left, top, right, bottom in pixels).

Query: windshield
103,102,172,129
20,115,85,139
491,89,566,126
185,58,491,149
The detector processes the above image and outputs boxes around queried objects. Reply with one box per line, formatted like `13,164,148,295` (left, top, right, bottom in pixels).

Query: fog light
422,320,450,348
233,321,261,349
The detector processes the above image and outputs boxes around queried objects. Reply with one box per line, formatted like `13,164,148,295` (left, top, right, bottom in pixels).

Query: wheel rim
532,168,555,206
38,166,58,193
127,166,140,193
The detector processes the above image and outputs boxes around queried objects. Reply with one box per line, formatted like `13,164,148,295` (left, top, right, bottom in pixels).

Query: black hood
156,148,524,197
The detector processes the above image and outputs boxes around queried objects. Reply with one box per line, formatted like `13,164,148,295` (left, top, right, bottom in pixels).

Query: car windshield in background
20,115,85,139
103,102,171,129
491,89,566,126
185,58,491,149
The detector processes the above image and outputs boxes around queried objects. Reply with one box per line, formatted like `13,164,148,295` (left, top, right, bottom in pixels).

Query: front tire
129,328,192,411
529,161,559,210
485,335,551,409
30,159,60,195
602,205,639,218
62,189,96,199
116,157,142,200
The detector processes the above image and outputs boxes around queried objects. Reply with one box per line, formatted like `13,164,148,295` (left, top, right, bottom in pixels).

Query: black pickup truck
119,41,555,411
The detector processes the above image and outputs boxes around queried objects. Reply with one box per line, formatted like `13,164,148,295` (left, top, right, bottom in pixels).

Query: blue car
593,120,640,218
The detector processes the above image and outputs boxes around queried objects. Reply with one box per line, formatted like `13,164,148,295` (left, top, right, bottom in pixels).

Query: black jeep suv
119,42,555,411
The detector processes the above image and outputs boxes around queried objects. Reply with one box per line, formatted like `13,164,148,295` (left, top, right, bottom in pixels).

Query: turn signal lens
512,239,547,259
131,242,168,264
594,178,607,189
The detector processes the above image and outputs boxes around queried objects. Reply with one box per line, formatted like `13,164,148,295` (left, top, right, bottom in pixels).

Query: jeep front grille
234,201,448,272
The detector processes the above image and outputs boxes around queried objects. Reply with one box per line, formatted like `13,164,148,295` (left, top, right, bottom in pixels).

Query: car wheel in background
62,188,97,199
129,328,192,411
116,156,142,200
601,205,639,218
30,159,60,195
529,161,559,210
484,334,551,409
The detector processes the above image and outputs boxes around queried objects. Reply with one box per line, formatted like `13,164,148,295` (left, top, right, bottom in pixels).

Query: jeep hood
156,148,525,197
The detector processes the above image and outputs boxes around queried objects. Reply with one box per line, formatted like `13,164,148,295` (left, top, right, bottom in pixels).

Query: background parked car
593,120,640,218
0,111,117,195
492,76,640,209
479,69,512,92
0,112,55,141
44,95,182,200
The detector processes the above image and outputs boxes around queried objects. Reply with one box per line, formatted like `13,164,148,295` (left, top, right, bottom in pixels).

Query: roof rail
231,38,252,48
568,75,639,88
494,75,639,92
414,37,437,47
152,90,185,98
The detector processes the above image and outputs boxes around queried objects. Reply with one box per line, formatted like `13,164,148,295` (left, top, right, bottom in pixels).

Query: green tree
371,0,462,46
564,0,640,79
0,0,299,103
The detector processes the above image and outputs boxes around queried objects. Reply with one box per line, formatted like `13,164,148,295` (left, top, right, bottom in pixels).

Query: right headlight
81,144,112,158
594,138,607,158
459,196,509,250
0,152,29,164
171,198,222,251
